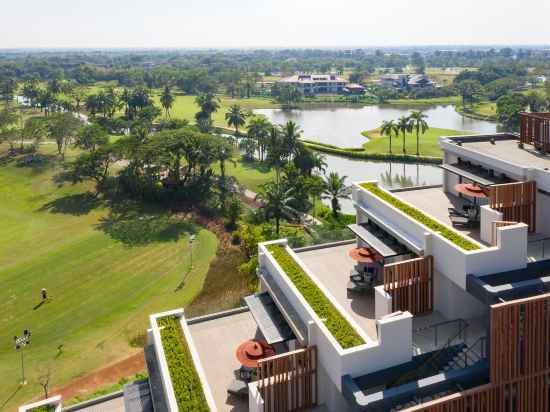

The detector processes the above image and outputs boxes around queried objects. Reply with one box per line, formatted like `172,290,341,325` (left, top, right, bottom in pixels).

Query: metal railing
528,237,550,261
413,318,469,350
448,336,487,370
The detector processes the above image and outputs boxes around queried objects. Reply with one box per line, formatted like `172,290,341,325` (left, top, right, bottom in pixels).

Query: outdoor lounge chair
449,215,472,227
227,379,248,398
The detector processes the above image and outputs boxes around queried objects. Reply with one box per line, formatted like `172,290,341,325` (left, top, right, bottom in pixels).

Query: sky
2,0,550,49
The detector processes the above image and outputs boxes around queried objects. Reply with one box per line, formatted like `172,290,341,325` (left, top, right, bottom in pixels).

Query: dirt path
49,352,145,401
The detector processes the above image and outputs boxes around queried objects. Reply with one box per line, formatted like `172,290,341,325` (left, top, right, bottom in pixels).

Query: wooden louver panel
489,181,536,232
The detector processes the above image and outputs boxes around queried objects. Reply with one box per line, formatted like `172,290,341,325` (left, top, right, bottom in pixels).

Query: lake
255,104,497,148
321,154,443,213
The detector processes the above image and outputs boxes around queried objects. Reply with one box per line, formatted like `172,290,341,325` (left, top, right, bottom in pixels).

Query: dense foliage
360,183,480,251
28,406,55,412
267,244,365,349
158,316,210,412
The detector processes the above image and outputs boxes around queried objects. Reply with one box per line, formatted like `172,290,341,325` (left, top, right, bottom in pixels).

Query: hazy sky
2,0,550,48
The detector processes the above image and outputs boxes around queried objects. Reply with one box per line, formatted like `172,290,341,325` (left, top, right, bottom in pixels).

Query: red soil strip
49,352,145,401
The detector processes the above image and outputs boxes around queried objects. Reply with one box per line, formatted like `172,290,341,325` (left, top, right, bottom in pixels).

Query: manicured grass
158,316,209,411
0,145,218,410
65,372,148,405
152,94,279,128
267,244,365,349
386,96,461,106
361,127,466,158
457,101,497,120
218,157,275,192
360,183,480,251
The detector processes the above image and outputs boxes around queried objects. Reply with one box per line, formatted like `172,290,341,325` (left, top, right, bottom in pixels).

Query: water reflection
255,104,497,148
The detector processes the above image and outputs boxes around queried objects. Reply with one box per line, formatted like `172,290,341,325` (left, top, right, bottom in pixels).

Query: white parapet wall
374,285,393,319
149,309,217,412
480,205,503,244
355,182,528,291
19,395,62,412
259,240,413,394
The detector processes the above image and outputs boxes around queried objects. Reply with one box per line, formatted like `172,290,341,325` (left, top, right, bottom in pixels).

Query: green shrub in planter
267,245,365,349
360,183,480,251
158,316,210,411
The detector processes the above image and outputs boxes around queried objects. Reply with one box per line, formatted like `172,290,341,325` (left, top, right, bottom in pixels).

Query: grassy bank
0,145,218,410
456,102,497,121
386,96,461,106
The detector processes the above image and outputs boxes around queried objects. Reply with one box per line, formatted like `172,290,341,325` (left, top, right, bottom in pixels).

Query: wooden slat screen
489,181,536,232
383,256,433,315
520,112,550,153
491,221,517,246
402,293,550,412
257,346,317,412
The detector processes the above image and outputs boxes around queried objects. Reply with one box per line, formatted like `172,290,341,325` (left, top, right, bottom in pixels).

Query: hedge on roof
360,183,480,251
29,406,55,412
267,244,365,349
158,316,210,412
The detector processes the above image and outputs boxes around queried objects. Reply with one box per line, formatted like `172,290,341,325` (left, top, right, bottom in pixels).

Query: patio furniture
349,247,384,264
227,379,249,398
235,340,276,368
454,183,488,206
450,215,474,227
234,366,255,382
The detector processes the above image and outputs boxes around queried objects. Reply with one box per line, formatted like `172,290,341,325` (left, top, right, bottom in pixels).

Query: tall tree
20,117,46,152
380,120,399,155
279,120,302,160
322,172,351,217
256,181,296,235
0,78,17,106
195,92,220,132
225,104,247,135
160,86,174,118
396,116,413,155
409,111,429,156
247,116,271,161
48,112,81,158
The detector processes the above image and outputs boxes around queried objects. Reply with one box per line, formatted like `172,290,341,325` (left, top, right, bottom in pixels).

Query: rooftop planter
266,244,365,349
359,183,481,251
157,315,211,411
19,396,61,412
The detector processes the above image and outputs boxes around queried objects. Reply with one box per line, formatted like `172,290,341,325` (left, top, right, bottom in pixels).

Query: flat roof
453,137,550,171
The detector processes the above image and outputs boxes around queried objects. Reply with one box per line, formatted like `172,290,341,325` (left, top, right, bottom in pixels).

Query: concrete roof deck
394,187,484,244
188,311,259,412
459,139,550,171
295,244,378,340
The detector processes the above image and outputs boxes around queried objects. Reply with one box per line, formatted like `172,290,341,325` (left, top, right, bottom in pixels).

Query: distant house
342,83,366,95
379,73,434,90
278,74,348,95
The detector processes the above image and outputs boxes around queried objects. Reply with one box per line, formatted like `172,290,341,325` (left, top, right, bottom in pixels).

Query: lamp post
14,329,31,385
189,234,196,270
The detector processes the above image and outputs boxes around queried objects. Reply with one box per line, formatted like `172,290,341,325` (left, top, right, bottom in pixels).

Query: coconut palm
247,116,271,161
409,111,429,156
160,86,174,118
256,181,296,235
396,116,413,155
225,104,247,135
322,172,351,217
380,120,399,154
279,120,302,159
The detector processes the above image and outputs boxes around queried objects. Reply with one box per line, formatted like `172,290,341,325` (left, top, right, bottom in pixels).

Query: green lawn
361,127,467,157
219,157,275,192
152,94,279,128
0,146,218,410
386,96,461,106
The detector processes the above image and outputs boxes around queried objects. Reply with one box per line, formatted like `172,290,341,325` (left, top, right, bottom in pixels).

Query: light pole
14,329,31,385
189,234,196,270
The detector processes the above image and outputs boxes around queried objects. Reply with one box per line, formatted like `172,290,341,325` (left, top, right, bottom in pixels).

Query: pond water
321,154,442,213
255,104,497,148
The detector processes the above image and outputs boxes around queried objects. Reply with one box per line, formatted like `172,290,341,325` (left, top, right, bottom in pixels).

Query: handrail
390,319,470,388
413,318,468,348
448,336,487,370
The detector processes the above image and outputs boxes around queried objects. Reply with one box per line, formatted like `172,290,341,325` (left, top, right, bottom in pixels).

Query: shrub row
360,183,480,251
158,316,210,411
303,142,442,164
267,244,365,349
29,406,55,412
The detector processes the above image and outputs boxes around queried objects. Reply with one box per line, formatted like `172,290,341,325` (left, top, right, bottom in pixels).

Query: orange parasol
454,183,488,199
236,340,276,368
348,247,383,264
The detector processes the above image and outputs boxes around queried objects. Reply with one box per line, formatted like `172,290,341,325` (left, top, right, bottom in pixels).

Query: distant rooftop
445,134,550,172
280,73,346,84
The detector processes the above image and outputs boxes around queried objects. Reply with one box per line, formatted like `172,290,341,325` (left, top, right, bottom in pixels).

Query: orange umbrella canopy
348,247,383,264
236,340,276,368
454,183,488,199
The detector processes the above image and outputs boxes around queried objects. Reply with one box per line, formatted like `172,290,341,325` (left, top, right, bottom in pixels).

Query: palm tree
409,111,429,156
322,172,351,217
396,116,413,155
256,181,296,235
225,104,247,135
160,86,174,118
279,120,302,159
247,116,271,161
380,120,398,154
